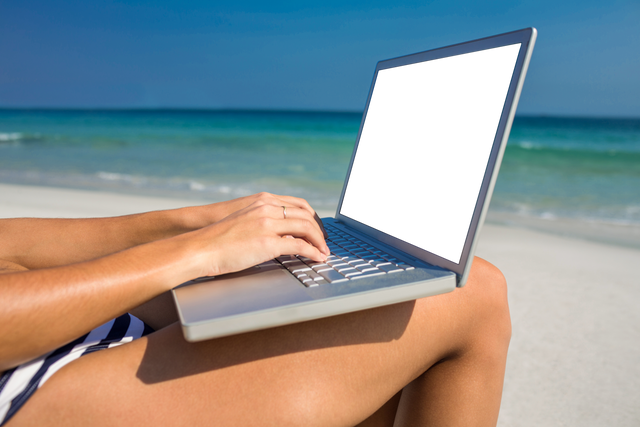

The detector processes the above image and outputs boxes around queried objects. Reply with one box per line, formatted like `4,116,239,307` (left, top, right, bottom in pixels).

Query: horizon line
0,106,639,120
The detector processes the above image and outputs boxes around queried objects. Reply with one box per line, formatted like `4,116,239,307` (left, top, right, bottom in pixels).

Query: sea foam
0,132,22,142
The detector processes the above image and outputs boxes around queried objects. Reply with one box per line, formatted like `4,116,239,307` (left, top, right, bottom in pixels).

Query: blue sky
0,0,638,116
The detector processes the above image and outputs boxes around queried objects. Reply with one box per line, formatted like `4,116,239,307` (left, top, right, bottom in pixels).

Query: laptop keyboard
275,223,415,287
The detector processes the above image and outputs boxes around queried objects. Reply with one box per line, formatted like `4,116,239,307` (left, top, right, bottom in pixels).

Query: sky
0,0,638,117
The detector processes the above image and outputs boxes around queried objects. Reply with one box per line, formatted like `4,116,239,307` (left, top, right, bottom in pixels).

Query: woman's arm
0,196,329,371
0,192,318,269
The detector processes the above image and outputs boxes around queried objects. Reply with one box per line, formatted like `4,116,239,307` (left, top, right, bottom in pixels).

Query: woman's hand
183,196,330,278
186,192,319,229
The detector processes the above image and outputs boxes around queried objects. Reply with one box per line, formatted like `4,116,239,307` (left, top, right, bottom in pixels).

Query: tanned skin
0,192,510,427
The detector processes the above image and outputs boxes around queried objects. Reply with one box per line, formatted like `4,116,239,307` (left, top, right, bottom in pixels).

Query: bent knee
467,256,507,299
469,257,507,297
466,257,511,343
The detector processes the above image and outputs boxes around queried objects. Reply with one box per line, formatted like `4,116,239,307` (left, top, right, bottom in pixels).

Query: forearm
0,232,201,371
0,193,319,269
0,194,328,370
0,206,207,269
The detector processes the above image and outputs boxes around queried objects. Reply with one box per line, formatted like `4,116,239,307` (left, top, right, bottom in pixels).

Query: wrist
160,227,220,282
125,231,206,292
150,205,209,238
167,200,235,232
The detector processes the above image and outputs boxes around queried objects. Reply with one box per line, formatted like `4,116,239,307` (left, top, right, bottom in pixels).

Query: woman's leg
356,257,511,427
393,257,511,426
9,258,510,427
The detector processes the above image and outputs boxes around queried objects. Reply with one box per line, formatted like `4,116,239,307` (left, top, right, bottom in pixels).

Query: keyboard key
343,270,363,278
378,264,403,273
356,264,378,272
309,262,329,270
284,261,305,270
351,270,386,280
318,269,348,283
276,255,298,263
350,249,370,257
307,271,323,281
332,250,351,257
327,259,348,268
370,261,391,267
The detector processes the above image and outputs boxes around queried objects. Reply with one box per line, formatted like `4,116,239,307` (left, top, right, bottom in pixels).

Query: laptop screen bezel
333,28,536,285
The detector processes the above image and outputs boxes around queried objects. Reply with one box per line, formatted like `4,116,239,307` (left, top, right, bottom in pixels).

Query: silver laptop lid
335,28,537,286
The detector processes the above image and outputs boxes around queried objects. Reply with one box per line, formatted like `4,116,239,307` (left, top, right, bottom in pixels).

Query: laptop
173,28,537,342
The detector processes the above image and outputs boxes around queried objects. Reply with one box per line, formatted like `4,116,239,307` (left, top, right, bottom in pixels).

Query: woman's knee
407,257,510,369
466,257,511,346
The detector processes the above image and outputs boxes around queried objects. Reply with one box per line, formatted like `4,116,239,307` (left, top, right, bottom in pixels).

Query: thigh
10,258,506,427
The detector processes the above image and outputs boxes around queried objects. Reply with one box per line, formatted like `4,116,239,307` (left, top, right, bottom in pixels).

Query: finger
268,200,327,240
277,236,327,262
271,216,329,255
270,204,310,221
313,212,328,240
269,194,316,217
239,203,329,255
283,209,328,244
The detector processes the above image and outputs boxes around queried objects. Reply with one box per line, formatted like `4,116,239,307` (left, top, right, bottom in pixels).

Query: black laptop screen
339,43,521,264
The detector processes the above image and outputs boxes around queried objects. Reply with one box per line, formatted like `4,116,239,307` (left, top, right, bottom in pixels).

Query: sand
475,223,640,426
1,183,639,426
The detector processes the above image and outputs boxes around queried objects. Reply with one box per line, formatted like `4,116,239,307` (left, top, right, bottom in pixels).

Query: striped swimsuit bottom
0,313,154,425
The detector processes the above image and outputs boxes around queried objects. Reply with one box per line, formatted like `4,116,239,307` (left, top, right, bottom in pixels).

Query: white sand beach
1,183,639,426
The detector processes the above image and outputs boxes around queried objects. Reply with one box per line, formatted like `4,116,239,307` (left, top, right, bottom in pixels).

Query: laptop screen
339,43,521,264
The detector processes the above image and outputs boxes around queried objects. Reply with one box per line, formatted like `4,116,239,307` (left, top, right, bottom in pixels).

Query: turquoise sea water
1,109,639,227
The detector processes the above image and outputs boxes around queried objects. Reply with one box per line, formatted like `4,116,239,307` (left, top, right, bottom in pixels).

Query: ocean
1,109,639,239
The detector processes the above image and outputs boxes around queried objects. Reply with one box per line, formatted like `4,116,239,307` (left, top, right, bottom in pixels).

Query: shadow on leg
358,257,511,427
128,290,178,331
396,258,511,426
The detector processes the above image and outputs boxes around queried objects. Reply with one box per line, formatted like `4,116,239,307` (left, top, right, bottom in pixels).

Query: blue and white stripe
0,313,153,425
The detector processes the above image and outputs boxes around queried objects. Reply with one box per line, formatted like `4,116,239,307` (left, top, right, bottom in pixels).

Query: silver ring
282,206,287,219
